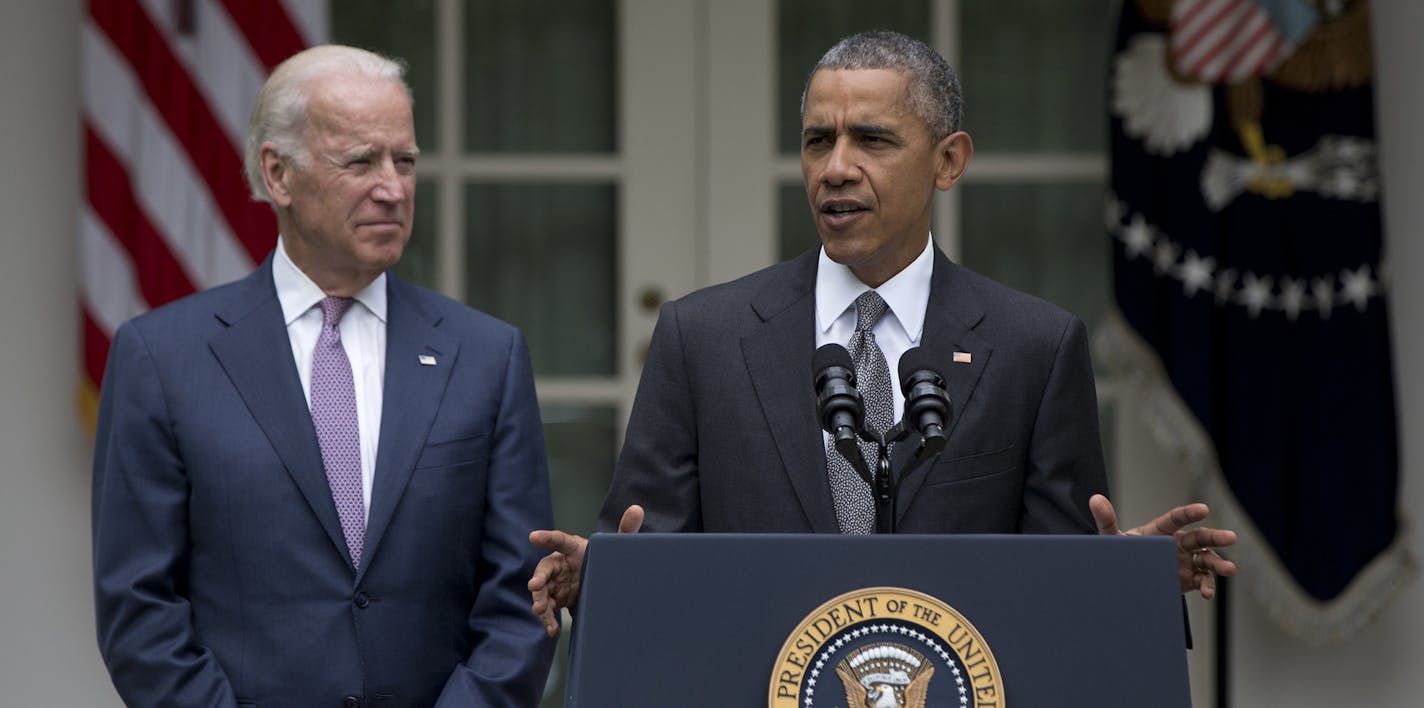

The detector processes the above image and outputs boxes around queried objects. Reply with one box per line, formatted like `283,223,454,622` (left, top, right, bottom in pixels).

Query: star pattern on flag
1239,273,1274,318
1152,238,1181,275
1178,250,1216,297
1108,192,1385,320
1279,277,1307,321
1121,213,1155,259
1340,264,1378,312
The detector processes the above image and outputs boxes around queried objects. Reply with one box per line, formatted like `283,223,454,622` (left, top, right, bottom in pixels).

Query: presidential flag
1100,0,1413,641
80,0,326,424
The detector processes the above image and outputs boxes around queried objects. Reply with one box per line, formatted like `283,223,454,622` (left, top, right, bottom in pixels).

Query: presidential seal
769,587,1003,708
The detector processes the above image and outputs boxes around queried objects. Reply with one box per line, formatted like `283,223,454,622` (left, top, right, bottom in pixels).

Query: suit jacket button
342,696,361,708
353,591,370,609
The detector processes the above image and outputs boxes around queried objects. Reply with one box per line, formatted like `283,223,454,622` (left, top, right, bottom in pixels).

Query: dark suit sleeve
598,300,703,533
1019,316,1108,534
434,332,556,707
92,322,239,708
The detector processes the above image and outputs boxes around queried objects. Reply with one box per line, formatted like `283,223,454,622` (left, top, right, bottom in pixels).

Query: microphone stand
873,438,894,534
868,423,948,534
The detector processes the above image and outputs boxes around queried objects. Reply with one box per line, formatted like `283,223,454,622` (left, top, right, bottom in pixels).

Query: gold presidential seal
769,587,1003,708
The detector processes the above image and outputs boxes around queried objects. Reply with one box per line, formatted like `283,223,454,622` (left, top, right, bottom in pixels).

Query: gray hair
244,44,412,203
800,31,963,141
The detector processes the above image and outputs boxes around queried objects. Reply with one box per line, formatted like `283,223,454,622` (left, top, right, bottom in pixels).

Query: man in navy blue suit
92,45,555,707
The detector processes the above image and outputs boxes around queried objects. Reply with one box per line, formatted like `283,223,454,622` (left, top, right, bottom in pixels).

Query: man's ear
933,131,974,191
260,144,295,208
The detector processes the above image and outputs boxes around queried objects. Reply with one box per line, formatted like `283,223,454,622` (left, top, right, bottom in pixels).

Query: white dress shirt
814,234,935,425
273,238,386,519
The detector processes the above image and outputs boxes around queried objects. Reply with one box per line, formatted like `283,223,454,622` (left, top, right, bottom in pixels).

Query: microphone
898,347,951,455
813,344,864,446
814,343,881,517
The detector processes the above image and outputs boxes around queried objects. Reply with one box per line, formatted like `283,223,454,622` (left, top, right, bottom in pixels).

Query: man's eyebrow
336,145,377,161
334,145,422,161
847,123,897,138
800,124,901,139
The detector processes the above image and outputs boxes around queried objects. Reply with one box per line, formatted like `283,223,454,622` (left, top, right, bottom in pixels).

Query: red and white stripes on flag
1170,0,1295,83
80,0,326,423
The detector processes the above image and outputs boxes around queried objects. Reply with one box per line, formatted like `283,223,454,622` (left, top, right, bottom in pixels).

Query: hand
527,505,644,638
1089,494,1237,599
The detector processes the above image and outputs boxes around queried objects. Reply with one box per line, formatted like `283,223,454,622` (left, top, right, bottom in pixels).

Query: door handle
638,286,665,314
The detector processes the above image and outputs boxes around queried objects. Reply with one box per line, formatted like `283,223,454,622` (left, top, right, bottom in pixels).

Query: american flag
79,0,326,424
1170,0,1317,83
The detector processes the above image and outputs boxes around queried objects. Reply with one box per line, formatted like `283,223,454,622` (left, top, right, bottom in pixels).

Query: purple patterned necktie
311,296,365,568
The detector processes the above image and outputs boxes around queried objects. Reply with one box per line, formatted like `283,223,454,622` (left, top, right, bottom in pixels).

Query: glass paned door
333,3,701,705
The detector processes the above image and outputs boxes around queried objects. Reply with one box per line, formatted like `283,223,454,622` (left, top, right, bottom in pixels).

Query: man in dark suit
528,31,1235,635
92,45,554,707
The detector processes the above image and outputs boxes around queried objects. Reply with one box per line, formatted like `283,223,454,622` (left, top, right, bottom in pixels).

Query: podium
564,533,1191,707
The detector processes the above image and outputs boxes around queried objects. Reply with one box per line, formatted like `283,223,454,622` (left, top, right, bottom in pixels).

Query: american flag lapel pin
418,354,437,366
953,351,972,364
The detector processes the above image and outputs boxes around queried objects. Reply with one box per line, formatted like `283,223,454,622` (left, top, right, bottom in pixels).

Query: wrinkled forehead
804,67,912,108
800,68,922,133
306,73,410,114
303,74,414,139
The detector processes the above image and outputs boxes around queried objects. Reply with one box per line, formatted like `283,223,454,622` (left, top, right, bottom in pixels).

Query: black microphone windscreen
897,346,943,384
813,343,854,374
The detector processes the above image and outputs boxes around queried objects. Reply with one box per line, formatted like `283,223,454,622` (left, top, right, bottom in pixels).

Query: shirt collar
815,234,934,343
273,236,388,325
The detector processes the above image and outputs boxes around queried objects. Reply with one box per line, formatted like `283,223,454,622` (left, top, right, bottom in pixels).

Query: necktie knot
320,296,355,330
854,290,889,333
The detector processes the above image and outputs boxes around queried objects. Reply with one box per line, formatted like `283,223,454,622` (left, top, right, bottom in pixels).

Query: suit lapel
741,251,841,533
358,276,457,582
209,259,352,567
894,249,993,525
